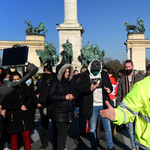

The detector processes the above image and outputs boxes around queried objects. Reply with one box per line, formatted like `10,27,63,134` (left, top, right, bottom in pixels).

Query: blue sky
1,0,150,62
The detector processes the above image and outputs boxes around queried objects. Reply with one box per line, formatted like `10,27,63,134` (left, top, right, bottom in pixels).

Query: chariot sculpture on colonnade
24,19,48,34
124,17,145,33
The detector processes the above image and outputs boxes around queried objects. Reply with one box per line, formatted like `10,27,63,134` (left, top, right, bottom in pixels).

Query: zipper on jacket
17,90,26,131
11,111,13,122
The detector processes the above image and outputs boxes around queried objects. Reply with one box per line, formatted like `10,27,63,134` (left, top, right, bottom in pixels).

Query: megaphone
0,62,38,103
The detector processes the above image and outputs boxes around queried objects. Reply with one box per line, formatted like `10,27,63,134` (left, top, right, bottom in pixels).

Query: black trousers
39,106,49,146
53,122,70,150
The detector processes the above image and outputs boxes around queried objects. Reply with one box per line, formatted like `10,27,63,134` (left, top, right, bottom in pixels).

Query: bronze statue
124,22,138,33
80,42,105,66
32,22,48,34
36,41,58,66
24,19,33,34
60,39,73,64
124,17,145,33
136,17,145,32
24,19,48,35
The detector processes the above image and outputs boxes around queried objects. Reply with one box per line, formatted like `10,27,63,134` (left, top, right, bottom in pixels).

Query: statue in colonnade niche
60,39,73,64
36,41,59,66
124,17,145,33
81,42,106,66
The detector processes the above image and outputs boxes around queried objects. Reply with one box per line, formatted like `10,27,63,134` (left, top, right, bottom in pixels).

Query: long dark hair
3,69,11,78
9,72,22,82
107,68,117,82
0,67,4,82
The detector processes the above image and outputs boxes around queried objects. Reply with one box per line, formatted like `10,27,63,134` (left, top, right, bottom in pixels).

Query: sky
1,0,150,62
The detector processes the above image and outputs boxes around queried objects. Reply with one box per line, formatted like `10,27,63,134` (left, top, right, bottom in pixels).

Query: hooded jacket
76,59,113,120
48,63,77,122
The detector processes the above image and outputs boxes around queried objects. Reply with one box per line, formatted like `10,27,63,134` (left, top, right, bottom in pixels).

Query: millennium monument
57,0,84,69
124,18,150,71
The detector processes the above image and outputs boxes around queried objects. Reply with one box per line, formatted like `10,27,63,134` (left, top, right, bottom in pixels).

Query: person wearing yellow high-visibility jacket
100,76,150,150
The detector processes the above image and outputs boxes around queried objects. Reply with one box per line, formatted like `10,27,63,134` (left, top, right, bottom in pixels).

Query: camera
0,45,38,103
1,45,29,67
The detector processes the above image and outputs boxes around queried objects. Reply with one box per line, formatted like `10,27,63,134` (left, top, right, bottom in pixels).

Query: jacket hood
88,59,102,76
56,63,73,81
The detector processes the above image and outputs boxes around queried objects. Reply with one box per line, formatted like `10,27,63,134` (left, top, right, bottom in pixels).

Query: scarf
125,71,135,94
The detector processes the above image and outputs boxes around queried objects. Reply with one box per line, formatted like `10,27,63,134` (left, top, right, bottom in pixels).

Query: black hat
91,60,101,71
43,64,52,72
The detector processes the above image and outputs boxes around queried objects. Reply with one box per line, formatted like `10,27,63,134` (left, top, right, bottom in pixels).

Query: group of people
0,58,150,150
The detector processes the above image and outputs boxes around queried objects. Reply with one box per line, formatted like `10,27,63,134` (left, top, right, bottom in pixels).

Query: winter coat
49,64,77,123
2,84,34,135
113,76,150,149
76,60,113,120
34,73,56,105
108,75,118,100
116,70,144,106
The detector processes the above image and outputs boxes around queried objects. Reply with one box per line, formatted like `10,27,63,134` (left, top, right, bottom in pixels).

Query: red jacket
108,75,118,100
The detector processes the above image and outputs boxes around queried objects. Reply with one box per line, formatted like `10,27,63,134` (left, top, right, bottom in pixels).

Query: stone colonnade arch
124,33,150,72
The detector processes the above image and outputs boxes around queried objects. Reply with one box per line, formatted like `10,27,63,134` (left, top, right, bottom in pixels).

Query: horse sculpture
61,39,73,64
36,41,58,66
124,18,145,33
80,42,106,66
36,49,50,66
32,22,48,34
81,44,94,66
124,22,138,33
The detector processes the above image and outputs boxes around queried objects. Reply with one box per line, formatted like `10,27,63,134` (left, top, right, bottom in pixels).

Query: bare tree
103,57,124,73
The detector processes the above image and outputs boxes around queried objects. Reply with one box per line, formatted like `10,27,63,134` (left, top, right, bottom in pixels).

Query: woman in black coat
2,72,34,150
49,63,77,150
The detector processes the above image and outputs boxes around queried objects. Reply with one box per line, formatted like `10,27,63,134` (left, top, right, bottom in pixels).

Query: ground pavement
30,109,140,150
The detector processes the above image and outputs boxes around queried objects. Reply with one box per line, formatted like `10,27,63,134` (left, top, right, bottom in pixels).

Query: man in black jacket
35,64,55,150
77,59,115,150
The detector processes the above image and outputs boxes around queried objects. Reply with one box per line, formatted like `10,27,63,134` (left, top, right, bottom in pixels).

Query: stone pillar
124,33,146,71
57,0,84,70
26,34,45,68
131,47,146,71
126,48,130,59
64,0,78,24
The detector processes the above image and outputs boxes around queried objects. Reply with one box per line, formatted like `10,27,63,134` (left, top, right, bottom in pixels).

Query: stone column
64,0,78,24
57,0,84,70
126,48,130,60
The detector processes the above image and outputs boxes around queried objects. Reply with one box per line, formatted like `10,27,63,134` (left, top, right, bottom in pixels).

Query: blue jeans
89,106,114,149
127,120,136,149
75,107,79,113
